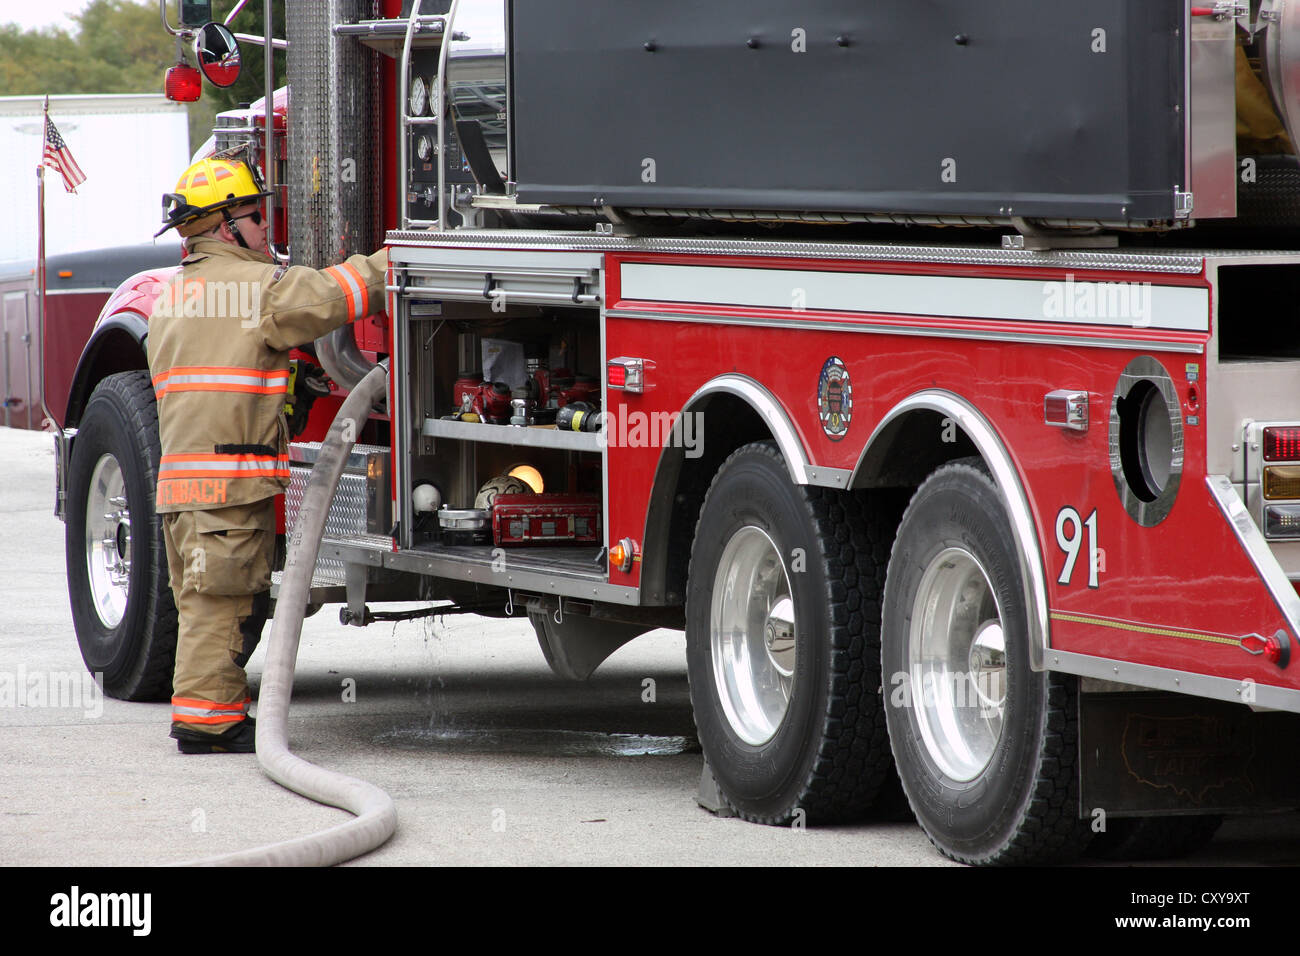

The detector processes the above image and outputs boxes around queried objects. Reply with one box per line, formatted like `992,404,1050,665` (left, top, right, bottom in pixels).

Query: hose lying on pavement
187,364,396,866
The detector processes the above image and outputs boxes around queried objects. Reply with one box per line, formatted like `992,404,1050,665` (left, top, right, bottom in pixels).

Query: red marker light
1265,631,1292,669
1264,426,1300,462
607,357,651,392
165,63,202,103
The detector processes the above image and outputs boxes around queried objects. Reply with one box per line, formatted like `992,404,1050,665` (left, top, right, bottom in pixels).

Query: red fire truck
50,0,1300,864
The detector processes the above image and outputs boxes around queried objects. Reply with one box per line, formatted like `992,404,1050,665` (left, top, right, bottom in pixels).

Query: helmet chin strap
222,208,251,249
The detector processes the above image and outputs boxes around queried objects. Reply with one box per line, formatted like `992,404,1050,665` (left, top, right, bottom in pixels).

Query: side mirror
194,22,242,88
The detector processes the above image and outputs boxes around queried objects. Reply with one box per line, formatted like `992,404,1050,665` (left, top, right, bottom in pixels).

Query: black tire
685,441,901,824
882,462,1091,865
66,371,177,701
1088,815,1223,861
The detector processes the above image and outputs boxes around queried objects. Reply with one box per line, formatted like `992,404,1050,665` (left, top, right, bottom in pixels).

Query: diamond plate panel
284,441,391,587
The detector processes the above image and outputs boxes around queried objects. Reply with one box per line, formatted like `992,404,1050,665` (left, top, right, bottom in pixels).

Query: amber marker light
1263,465,1300,500
610,538,637,573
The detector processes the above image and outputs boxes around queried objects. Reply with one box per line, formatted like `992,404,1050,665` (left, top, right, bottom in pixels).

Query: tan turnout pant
162,499,275,735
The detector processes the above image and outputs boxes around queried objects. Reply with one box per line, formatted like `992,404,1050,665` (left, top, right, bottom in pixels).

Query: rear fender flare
855,389,1051,670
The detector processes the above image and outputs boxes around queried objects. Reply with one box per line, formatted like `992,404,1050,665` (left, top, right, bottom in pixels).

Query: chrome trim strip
386,230,1213,274
388,245,605,270
399,284,600,305
319,541,641,604
619,262,1209,331
1047,647,1300,713
606,309,1205,355
436,0,462,231
600,266,611,591
393,290,413,549
858,390,1052,670
1207,474,1300,640
805,466,853,489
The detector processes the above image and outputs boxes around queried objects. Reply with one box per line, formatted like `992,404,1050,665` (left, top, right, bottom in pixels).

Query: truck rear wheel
66,371,177,701
685,442,896,824
882,462,1091,865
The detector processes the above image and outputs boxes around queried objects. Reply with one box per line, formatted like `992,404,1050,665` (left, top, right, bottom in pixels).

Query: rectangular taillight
607,357,650,392
1264,426,1300,462
1264,465,1300,500
1265,504,1300,538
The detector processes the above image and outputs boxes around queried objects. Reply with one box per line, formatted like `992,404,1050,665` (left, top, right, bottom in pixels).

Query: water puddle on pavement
376,726,699,757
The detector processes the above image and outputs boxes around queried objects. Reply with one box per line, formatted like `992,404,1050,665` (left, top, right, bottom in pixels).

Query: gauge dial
416,135,432,161
409,76,428,116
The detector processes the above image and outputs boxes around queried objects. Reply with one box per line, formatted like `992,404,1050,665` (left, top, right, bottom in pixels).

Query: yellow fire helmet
156,149,272,240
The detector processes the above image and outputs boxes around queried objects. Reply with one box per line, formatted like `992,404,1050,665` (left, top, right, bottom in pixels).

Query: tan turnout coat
146,237,388,513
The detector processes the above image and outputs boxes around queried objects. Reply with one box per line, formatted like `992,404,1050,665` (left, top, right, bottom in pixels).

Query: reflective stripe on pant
163,500,275,735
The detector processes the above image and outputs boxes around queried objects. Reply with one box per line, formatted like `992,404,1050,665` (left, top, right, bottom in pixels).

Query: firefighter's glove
285,360,332,437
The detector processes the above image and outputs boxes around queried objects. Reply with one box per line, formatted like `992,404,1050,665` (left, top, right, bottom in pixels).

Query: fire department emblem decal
817,357,852,440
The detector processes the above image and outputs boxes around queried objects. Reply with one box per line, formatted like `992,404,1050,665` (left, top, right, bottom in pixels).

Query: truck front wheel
882,461,1091,865
686,442,896,824
65,371,177,701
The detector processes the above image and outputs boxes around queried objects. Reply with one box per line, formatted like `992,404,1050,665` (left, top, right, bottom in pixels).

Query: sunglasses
229,209,264,226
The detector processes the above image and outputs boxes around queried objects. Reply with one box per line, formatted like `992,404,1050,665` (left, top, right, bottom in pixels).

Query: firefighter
149,151,387,753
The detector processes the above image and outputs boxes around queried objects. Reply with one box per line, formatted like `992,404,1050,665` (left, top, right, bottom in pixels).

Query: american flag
43,115,86,194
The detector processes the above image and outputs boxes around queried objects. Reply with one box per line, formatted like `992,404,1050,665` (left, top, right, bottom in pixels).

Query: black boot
172,717,256,754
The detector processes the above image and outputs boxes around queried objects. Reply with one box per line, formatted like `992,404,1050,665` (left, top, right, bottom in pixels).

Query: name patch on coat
157,478,229,507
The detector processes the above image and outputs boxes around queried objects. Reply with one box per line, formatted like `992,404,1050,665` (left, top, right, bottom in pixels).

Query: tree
0,0,287,150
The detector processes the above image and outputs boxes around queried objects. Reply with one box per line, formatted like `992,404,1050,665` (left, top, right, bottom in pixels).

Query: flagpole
37,94,64,515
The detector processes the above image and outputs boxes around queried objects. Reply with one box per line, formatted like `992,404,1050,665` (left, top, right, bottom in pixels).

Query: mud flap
1080,690,1300,816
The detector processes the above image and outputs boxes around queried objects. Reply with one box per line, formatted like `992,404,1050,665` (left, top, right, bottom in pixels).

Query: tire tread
885,461,1091,866
67,370,177,701
689,441,904,825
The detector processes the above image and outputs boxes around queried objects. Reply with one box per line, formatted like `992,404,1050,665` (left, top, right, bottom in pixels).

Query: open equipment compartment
386,236,612,596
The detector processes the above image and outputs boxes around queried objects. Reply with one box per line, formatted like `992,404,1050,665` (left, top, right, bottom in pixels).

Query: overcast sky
1,1,98,32
2,2,504,36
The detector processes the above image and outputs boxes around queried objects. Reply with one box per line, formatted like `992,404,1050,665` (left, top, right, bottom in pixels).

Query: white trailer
0,93,190,265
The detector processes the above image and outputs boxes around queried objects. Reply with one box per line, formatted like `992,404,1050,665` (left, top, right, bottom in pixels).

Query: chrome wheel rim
908,547,1006,782
85,453,131,628
711,526,795,746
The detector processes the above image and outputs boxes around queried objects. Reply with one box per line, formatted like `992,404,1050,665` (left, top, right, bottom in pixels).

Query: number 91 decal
1056,506,1100,589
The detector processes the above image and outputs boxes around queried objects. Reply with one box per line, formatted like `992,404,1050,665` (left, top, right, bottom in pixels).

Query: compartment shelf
421,416,603,452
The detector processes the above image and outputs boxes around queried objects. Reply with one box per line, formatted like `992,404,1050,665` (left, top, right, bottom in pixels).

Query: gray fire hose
187,364,396,866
